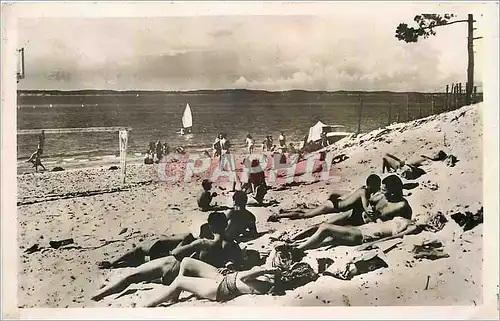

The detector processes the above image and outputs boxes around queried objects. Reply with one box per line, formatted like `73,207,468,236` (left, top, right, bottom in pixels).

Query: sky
16,4,487,92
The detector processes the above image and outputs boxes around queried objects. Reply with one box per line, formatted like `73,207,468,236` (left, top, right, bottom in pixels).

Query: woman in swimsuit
91,212,243,302
145,257,278,307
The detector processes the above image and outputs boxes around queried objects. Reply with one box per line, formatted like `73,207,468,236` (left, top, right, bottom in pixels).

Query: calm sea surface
17,91,449,161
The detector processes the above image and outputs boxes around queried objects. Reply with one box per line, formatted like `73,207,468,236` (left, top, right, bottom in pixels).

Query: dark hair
201,179,212,190
247,134,252,139
382,175,403,196
233,190,248,206
366,174,381,188
207,212,228,234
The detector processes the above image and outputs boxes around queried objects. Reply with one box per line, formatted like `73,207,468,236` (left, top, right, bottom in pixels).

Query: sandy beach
17,103,484,308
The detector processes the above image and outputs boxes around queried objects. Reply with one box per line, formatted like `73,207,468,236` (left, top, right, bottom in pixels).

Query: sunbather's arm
357,224,421,251
238,266,279,282
171,239,212,259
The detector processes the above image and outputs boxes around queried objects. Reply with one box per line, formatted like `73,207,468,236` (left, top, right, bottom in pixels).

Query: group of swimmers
90,147,456,307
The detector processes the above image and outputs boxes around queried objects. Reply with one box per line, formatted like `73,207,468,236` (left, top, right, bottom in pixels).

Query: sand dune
17,103,483,308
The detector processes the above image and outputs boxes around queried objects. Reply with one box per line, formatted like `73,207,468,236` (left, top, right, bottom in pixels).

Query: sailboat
181,103,193,137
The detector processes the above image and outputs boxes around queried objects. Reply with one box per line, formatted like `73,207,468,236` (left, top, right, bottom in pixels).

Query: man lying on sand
382,150,454,180
287,175,413,242
197,179,218,211
144,257,278,307
200,191,258,242
97,233,196,269
294,216,422,251
268,174,382,224
91,212,243,302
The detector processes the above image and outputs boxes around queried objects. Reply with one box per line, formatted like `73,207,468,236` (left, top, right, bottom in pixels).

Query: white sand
17,103,483,308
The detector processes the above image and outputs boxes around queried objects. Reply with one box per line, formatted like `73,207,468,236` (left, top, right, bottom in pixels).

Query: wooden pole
473,86,477,103
445,85,449,111
406,94,410,121
450,83,454,110
466,14,474,106
418,95,422,118
357,96,363,134
431,95,435,114
459,83,463,107
397,106,401,123
454,84,459,109
388,99,392,125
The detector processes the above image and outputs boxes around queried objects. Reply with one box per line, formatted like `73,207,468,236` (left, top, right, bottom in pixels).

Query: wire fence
355,83,483,134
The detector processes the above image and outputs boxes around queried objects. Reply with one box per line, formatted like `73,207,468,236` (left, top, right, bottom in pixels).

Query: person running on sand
246,134,255,154
268,174,382,223
91,212,243,302
97,233,196,269
144,257,278,307
199,191,258,242
197,179,218,211
26,148,46,172
294,216,422,251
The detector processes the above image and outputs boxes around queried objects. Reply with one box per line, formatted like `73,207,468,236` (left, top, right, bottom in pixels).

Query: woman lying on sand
91,212,243,302
288,175,413,242
294,216,422,251
144,257,278,307
267,174,382,224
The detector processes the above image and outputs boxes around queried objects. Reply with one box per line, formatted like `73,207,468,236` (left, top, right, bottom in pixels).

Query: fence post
459,83,463,107
388,99,392,125
473,86,477,103
406,94,410,121
445,85,449,111
357,96,363,134
450,83,455,110
418,95,422,118
455,84,459,109
431,95,435,114
397,106,401,123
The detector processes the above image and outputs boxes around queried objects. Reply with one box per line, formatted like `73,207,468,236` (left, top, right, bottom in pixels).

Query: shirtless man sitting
290,174,412,242
200,191,258,242
91,212,243,302
268,174,382,225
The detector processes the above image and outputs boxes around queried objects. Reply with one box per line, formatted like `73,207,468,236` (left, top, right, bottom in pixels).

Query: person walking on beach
213,133,222,158
26,147,46,172
278,132,286,150
246,134,255,154
155,140,163,163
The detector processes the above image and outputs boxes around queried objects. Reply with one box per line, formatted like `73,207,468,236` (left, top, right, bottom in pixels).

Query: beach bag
269,262,318,296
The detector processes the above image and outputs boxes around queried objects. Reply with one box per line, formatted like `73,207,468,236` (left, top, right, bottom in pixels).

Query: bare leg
98,247,147,269
145,258,222,307
91,256,176,301
296,223,362,251
269,200,336,221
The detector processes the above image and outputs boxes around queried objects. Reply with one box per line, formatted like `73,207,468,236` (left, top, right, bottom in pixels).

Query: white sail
182,103,193,129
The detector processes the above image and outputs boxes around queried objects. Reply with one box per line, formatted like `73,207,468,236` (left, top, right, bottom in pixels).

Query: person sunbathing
97,233,196,269
197,179,218,211
199,191,258,242
289,174,412,242
382,150,450,180
91,212,243,302
144,257,278,307
294,215,422,251
268,174,382,224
